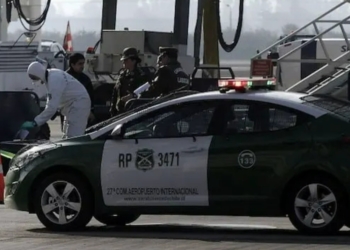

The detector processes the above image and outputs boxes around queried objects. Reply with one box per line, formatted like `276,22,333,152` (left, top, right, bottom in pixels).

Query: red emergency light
218,79,249,92
218,78,276,92
86,47,95,54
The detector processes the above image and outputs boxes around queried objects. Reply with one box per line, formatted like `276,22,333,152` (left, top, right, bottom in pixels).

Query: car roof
90,90,328,140
174,90,307,105
41,41,63,47
180,90,328,116
41,41,54,46
160,90,320,113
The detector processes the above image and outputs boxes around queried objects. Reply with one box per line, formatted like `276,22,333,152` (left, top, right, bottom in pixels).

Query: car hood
0,140,59,160
0,140,48,159
0,134,92,160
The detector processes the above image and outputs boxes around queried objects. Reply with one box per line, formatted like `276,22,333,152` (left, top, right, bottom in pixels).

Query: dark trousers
60,114,65,132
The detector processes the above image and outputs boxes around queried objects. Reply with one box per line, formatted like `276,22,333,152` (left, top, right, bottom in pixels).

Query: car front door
208,100,314,214
100,100,224,208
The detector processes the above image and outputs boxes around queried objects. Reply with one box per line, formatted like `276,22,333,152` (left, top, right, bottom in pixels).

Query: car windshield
85,90,199,133
300,94,350,120
41,45,51,52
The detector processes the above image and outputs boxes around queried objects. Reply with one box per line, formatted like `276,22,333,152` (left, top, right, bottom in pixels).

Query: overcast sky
6,0,350,33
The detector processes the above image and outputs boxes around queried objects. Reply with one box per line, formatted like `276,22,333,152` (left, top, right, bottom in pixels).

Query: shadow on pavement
28,224,350,245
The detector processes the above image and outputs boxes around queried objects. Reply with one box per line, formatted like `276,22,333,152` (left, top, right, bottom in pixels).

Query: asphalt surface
3,116,350,249
2,205,350,250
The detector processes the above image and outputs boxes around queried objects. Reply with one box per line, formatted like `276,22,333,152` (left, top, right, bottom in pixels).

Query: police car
4,79,350,235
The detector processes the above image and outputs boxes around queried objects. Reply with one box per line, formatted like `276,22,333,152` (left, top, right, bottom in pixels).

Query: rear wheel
286,175,347,235
94,214,140,226
33,172,93,231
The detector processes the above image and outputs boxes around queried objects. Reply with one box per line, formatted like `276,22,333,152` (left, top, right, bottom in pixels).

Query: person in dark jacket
109,47,151,116
156,54,162,68
140,47,190,98
66,53,95,125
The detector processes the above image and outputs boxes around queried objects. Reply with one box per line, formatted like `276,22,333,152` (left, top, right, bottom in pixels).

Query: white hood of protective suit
27,62,47,83
33,67,91,138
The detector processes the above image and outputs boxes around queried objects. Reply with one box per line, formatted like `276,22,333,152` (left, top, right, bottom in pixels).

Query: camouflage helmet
120,47,141,62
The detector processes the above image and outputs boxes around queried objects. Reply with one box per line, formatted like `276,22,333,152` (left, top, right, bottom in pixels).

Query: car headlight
8,143,60,172
9,152,40,171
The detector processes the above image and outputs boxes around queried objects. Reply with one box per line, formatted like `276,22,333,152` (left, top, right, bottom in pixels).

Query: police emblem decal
135,148,155,171
238,150,256,169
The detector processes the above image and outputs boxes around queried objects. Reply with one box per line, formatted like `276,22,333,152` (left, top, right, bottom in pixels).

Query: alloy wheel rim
41,181,82,225
294,183,337,228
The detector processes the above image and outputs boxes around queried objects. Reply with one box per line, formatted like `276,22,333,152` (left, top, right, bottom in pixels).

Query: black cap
159,47,178,58
120,47,141,62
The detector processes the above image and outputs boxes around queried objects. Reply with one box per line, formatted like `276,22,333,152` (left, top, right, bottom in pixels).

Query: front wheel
286,175,347,235
94,214,140,226
33,172,94,231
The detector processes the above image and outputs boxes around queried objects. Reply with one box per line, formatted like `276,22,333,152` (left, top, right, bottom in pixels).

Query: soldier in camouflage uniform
110,47,151,116
140,47,190,98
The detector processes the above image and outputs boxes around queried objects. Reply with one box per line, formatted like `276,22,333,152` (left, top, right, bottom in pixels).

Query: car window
86,91,198,134
225,101,304,134
56,44,64,51
51,45,60,52
41,45,51,52
123,101,218,139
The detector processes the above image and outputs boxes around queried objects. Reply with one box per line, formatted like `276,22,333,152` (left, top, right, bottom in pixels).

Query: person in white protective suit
20,62,91,138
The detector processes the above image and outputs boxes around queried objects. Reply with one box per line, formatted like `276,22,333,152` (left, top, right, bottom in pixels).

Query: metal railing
309,68,350,95
250,0,350,84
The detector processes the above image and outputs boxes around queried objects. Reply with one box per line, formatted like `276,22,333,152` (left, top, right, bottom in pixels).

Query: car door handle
181,147,205,153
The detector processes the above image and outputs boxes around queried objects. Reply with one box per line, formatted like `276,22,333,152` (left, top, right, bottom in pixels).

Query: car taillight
86,47,95,54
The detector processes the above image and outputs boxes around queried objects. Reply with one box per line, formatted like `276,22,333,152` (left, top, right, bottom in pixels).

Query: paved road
3,121,350,249
1,205,350,250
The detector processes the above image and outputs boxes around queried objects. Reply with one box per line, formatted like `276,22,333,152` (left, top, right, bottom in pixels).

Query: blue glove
20,121,37,129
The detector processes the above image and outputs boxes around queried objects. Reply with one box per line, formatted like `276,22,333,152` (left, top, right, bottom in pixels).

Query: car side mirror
111,124,124,139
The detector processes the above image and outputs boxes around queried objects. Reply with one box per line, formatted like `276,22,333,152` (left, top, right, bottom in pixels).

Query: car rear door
207,100,315,214
100,100,225,207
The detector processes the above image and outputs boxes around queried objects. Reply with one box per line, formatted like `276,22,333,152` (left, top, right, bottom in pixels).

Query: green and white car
4,88,350,235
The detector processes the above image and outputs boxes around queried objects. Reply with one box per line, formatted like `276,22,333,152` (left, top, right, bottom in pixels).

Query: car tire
33,172,93,231
286,175,347,235
94,214,140,226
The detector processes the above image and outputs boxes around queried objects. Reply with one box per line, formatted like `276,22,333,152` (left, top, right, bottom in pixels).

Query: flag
63,21,73,52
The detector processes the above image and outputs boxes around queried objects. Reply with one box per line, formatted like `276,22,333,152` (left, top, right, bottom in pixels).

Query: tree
7,26,348,60
282,24,299,35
